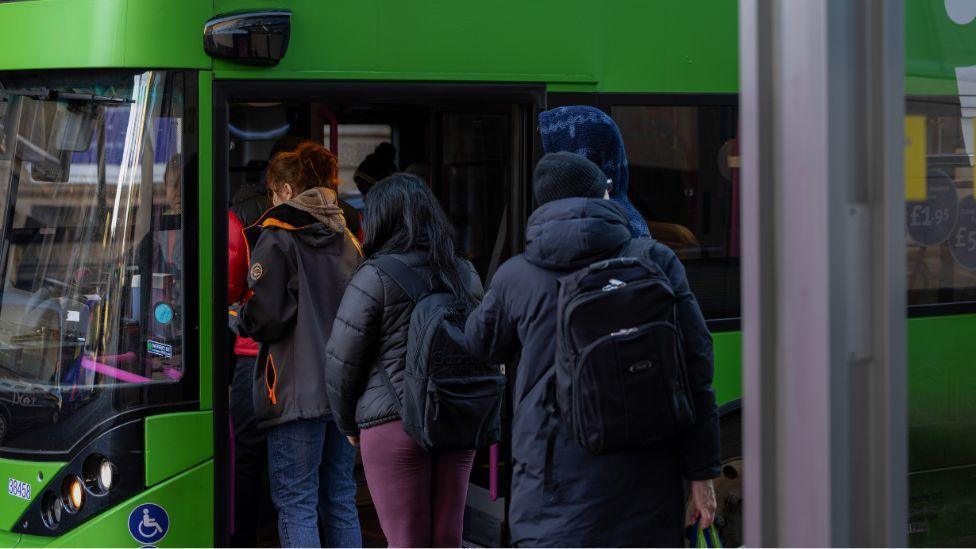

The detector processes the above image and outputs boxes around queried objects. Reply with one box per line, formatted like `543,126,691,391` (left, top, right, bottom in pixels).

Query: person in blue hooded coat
538,105,651,239
465,152,720,547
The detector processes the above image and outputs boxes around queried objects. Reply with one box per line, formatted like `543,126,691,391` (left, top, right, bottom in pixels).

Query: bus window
905,98,976,306
611,104,740,320
0,71,189,451
438,112,512,279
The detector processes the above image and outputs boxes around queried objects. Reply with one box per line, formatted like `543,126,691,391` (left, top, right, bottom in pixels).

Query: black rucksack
369,256,504,452
554,240,695,455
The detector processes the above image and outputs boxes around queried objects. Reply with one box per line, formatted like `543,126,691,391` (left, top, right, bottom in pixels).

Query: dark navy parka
464,197,720,547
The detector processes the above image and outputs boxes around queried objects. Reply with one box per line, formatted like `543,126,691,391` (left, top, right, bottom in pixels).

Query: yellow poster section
905,115,926,201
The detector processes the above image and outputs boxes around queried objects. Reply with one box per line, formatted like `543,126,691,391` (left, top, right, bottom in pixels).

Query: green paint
0,530,19,547
210,0,737,93
711,331,743,408
119,0,212,69
1,0,737,93
17,460,213,548
198,71,214,412
905,0,976,95
144,412,213,487
0,0,210,71
907,314,976,473
0,460,64,531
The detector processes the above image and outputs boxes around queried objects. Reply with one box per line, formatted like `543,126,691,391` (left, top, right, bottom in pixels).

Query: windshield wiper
1,88,131,104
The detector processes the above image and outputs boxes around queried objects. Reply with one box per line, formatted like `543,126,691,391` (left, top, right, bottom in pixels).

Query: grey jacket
237,188,362,430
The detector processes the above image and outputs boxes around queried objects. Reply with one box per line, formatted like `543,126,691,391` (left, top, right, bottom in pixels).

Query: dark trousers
230,355,267,548
360,420,475,548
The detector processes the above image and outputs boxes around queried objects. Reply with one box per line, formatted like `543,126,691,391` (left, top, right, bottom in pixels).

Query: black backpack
369,256,504,452
554,240,695,455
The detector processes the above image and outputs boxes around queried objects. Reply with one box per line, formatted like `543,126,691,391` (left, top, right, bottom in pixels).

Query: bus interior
223,87,537,546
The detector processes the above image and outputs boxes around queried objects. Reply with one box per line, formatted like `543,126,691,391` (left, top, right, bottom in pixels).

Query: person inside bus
352,141,397,198
538,105,651,239
230,141,363,548
232,135,362,239
463,152,720,547
324,173,483,548
230,135,300,227
226,208,267,547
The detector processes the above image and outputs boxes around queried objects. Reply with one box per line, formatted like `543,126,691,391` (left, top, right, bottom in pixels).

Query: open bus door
213,81,540,546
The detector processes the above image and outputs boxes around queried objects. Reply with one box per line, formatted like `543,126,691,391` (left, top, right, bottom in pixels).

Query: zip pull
611,327,638,337
602,278,626,292
432,391,440,421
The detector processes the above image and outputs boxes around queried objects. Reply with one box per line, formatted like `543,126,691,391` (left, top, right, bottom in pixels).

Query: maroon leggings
360,420,475,548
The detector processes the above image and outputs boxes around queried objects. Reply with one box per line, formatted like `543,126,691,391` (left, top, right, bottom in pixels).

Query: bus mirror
204,10,291,66
30,155,71,183
52,103,98,153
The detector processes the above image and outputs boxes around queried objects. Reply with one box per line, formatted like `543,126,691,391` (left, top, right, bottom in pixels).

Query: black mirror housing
204,10,291,66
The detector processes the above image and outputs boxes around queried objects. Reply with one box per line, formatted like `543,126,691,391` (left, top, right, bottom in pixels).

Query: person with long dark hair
325,173,484,547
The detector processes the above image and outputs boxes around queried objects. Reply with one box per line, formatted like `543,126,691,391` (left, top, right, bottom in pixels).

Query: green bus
0,0,972,546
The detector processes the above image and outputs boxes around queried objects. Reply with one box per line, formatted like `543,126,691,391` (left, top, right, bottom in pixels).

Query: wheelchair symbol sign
128,503,169,544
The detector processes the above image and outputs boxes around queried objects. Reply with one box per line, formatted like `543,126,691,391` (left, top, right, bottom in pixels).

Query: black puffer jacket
465,198,720,547
325,250,484,436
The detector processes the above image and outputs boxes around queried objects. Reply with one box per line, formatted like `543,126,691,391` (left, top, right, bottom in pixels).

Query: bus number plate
7,478,30,500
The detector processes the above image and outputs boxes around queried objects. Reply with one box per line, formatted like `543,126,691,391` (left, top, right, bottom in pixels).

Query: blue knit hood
538,106,650,238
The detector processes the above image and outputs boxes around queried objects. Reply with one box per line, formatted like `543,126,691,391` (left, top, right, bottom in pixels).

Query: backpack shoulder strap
618,238,653,259
368,255,430,303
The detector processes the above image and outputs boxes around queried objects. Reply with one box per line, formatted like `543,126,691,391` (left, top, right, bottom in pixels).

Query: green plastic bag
695,523,723,548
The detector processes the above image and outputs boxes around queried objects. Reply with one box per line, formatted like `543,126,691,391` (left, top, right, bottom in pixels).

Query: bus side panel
0,460,65,532
17,460,213,548
712,331,743,407
905,314,976,545
144,411,213,487
0,0,210,71
210,0,738,93
907,314,976,472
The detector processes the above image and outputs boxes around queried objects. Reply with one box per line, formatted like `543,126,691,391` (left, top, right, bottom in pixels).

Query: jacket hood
524,198,632,270
245,187,348,249
285,187,346,231
538,106,651,238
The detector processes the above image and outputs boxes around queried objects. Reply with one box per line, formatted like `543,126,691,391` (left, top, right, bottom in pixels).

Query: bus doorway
214,82,540,547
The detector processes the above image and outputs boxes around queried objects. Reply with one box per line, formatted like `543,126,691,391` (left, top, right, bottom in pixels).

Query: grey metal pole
739,0,907,546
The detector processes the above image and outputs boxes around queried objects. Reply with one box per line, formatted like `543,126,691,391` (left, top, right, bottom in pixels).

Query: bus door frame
211,80,543,545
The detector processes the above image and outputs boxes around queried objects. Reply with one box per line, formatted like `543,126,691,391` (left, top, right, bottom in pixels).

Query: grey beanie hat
532,151,610,205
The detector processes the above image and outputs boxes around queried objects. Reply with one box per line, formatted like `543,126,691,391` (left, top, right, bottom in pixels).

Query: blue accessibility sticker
128,503,169,545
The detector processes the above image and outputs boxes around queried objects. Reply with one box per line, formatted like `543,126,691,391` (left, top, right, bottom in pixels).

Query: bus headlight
98,460,113,491
83,454,114,495
41,491,62,529
61,476,84,514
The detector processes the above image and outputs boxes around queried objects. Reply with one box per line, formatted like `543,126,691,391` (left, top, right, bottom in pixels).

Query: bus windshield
0,71,188,454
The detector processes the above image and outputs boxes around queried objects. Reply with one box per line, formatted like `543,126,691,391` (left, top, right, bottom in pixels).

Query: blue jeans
267,417,361,548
